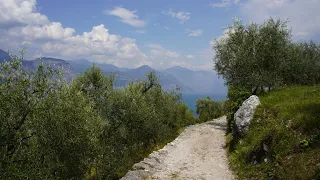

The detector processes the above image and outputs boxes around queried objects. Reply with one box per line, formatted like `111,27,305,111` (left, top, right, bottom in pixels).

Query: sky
0,0,320,70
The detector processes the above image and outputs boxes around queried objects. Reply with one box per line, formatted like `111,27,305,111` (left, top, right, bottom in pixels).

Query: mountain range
0,49,226,94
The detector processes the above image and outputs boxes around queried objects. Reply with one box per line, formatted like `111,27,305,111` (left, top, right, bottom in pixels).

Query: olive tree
213,18,291,93
0,54,102,179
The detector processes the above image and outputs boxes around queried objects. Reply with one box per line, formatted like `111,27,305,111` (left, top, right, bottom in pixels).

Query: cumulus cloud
145,44,212,70
163,9,191,24
148,44,179,59
0,0,216,70
0,0,151,68
210,0,240,8
186,55,194,59
9,22,75,40
0,0,49,29
104,7,146,27
134,30,147,34
239,0,320,41
145,44,181,69
185,29,203,36
38,25,149,67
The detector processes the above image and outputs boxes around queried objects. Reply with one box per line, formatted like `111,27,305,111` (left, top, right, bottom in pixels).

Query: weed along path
121,116,234,180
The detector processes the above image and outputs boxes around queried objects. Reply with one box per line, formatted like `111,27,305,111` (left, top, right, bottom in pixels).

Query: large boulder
234,95,261,135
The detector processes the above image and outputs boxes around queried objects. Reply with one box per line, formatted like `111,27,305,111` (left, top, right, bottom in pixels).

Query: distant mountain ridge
69,60,194,92
0,49,13,62
164,66,226,95
0,49,226,94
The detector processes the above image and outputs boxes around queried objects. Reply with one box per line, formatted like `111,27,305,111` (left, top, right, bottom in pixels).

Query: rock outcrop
234,95,260,135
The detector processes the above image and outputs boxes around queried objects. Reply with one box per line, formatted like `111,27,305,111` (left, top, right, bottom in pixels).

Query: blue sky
0,0,319,70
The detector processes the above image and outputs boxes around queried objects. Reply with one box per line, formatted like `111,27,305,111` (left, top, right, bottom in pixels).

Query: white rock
234,95,261,134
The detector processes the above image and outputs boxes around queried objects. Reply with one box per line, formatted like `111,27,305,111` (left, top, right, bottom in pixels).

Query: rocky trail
121,116,234,180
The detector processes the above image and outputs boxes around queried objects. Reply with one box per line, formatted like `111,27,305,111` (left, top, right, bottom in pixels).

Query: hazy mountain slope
109,65,193,92
0,50,75,81
68,60,193,92
68,59,93,73
0,49,225,93
0,49,12,63
69,59,129,74
33,57,74,81
164,66,227,95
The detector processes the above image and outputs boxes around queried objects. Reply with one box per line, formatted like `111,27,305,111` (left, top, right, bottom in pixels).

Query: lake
182,93,227,117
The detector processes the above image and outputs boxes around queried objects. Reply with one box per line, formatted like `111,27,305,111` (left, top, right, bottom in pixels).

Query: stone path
121,116,234,180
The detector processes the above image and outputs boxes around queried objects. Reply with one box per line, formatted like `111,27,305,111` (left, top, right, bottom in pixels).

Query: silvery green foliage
213,18,291,93
0,53,102,179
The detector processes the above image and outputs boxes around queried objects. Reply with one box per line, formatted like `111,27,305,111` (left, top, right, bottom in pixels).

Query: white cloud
185,29,203,36
145,43,214,70
9,22,75,40
213,28,235,43
0,0,218,70
0,0,49,29
239,0,320,40
38,25,149,67
146,44,179,58
104,7,146,27
163,9,191,24
0,0,150,68
210,0,240,8
146,44,164,49
164,26,170,30
134,30,147,34
146,43,181,69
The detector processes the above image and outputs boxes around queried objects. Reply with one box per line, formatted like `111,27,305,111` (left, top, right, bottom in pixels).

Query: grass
229,85,320,179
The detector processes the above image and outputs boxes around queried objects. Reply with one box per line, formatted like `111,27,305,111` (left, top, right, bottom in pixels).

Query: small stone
263,143,269,152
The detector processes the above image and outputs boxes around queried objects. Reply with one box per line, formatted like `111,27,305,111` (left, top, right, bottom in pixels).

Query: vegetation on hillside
213,17,320,179
195,97,224,122
0,54,196,179
229,86,320,179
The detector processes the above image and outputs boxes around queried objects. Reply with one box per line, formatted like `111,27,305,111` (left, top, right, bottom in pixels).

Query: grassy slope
229,86,320,179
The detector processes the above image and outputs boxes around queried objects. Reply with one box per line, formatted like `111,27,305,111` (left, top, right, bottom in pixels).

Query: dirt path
121,116,234,180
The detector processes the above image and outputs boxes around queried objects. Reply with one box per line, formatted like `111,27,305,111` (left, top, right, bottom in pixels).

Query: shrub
196,97,223,122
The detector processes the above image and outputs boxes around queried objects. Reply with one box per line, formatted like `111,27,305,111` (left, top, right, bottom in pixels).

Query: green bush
196,97,224,122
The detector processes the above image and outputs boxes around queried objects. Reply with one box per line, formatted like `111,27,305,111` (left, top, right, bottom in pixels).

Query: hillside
0,49,11,62
0,50,75,81
229,86,320,179
165,66,226,94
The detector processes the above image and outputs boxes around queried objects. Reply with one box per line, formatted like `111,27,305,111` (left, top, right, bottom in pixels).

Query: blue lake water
181,93,227,117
